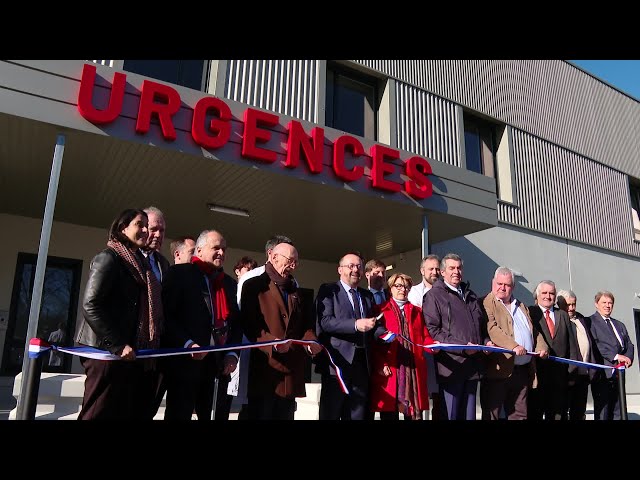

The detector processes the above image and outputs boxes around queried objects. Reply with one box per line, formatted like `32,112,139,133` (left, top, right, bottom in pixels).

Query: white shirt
603,316,623,347
236,264,265,308
369,288,386,305
501,298,533,365
408,282,431,308
540,306,556,326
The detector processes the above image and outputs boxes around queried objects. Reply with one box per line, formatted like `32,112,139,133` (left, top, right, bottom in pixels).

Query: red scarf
191,256,229,327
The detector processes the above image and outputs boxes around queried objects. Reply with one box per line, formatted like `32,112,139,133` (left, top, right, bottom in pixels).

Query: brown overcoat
240,271,316,398
483,292,548,388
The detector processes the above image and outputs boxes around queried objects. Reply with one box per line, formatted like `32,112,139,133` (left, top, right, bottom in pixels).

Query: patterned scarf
265,261,297,312
107,238,163,350
191,256,230,328
389,298,421,420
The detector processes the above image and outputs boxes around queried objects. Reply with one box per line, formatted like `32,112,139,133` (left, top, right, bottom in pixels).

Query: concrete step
7,373,640,420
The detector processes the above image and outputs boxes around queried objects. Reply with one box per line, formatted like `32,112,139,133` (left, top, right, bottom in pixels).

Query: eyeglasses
392,284,409,290
340,263,362,271
278,253,298,267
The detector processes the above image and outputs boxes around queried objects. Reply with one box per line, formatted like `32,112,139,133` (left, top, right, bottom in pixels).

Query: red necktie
545,309,555,338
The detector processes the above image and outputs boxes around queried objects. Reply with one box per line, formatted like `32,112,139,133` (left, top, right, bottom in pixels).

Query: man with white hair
142,206,171,419
528,280,574,420
481,267,548,420
556,289,595,421
162,229,241,420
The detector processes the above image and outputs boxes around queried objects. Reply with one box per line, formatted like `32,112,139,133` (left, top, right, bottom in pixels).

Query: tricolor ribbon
29,337,352,394
393,334,626,372
379,331,396,343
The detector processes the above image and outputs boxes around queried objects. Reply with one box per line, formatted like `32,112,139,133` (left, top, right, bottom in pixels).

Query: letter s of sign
404,156,433,200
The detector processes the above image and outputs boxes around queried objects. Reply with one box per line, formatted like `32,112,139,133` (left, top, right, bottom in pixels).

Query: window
629,180,640,241
326,62,378,141
463,112,497,177
123,60,209,91
2,254,82,375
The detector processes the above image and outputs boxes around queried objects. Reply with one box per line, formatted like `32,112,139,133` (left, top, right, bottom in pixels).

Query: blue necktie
350,288,363,319
148,253,162,282
350,288,365,348
374,291,384,305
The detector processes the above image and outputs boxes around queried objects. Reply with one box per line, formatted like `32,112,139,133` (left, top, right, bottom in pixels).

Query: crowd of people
72,207,635,420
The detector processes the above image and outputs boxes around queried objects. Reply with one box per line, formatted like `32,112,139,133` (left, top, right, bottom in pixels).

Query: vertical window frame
325,61,379,141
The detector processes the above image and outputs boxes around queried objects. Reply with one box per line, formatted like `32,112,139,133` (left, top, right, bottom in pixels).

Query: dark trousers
567,375,590,421
319,348,369,420
78,357,150,420
164,353,230,420
247,394,296,420
237,404,250,420
592,376,622,420
480,364,529,420
439,378,479,420
150,357,169,419
379,411,414,421
528,363,568,420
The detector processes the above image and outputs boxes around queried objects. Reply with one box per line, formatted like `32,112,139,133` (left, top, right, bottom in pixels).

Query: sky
570,60,640,101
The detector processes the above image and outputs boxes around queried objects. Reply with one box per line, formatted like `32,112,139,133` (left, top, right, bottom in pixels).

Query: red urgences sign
77,63,433,200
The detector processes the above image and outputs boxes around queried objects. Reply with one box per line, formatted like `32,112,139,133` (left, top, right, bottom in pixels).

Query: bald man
240,243,321,419
315,252,386,420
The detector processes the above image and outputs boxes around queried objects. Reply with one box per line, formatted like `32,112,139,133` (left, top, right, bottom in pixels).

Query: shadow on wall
431,236,535,306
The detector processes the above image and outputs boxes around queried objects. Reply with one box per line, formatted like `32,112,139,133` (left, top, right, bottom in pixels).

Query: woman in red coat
370,273,436,420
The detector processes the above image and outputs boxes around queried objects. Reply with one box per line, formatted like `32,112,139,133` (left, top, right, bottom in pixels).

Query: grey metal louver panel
499,129,640,257
352,60,640,179
395,81,460,166
224,60,318,123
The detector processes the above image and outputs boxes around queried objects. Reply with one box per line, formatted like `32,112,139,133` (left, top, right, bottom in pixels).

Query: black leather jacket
76,248,142,354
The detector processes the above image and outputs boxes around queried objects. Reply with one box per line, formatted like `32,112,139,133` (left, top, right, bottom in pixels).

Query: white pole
16,134,66,419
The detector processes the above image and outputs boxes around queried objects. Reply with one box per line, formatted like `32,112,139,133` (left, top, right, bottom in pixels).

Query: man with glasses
240,242,322,419
234,234,295,419
315,252,386,420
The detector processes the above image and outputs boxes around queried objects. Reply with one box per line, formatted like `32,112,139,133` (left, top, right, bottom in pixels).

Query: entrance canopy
0,60,497,263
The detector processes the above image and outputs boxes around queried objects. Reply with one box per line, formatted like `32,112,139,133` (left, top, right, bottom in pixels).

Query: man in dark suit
161,229,241,420
365,258,388,305
142,206,171,419
315,252,386,420
142,206,171,280
589,290,634,420
528,280,574,420
556,289,596,421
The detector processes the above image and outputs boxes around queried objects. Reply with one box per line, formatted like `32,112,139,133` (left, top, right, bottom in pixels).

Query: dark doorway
2,253,82,375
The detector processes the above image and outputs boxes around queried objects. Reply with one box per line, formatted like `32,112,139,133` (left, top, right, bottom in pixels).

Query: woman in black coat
75,208,163,419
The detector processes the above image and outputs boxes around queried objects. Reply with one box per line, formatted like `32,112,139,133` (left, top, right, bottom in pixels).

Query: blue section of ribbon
30,337,352,394
396,335,624,372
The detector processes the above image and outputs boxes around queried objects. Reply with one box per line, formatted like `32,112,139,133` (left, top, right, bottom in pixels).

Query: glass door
1,253,82,375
